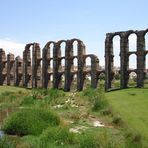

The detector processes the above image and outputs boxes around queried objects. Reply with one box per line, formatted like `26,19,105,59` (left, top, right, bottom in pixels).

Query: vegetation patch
3,108,60,136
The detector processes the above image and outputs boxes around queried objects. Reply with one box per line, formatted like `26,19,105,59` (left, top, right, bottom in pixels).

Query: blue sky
0,0,148,66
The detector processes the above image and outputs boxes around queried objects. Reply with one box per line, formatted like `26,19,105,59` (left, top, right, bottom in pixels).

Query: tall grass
3,108,60,136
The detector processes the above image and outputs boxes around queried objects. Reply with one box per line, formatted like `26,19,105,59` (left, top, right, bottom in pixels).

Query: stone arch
23,43,39,88
70,39,86,91
42,42,55,88
23,43,34,88
84,54,99,89
110,34,121,89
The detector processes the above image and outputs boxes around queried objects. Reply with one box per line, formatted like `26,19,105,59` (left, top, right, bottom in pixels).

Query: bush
82,87,98,99
3,108,60,136
78,132,100,148
20,96,35,106
0,137,16,148
39,126,76,147
47,88,66,100
0,91,14,102
81,86,108,112
112,116,123,126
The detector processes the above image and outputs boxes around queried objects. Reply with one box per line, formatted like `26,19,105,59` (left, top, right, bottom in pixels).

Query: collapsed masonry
0,39,104,91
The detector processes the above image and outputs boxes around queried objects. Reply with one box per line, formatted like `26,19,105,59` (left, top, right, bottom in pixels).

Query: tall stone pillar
7,53,15,86
53,43,61,89
64,40,73,91
91,55,99,88
77,41,86,91
32,43,41,88
105,35,113,91
23,44,32,88
120,33,129,88
15,56,23,86
137,31,145,87
42,44,51,88
0,49,7,85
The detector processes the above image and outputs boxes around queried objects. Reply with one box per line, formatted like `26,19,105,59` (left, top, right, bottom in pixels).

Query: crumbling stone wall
0,49,7,85
105,29,148,91
0,39,102,91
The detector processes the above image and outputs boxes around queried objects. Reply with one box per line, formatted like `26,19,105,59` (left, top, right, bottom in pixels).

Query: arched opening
60,42,66,57
72,57,78,72
98,72,105,85
73,41,78,56
70,73,77,92
59,74,65,90
128,33,137,52
59,58,65,72
84,57,91,72
50,74,53,87
49,59,53,73
128,72,137,87
145,32,148,51
128,54,137,87
58,42,66,72
112,35,121,89
83,73,91,89
129,54,137,70
83,56,91,88
50,43,54,58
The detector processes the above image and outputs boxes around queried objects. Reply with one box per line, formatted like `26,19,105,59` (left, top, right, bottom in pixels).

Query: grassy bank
106,88,148,147
0,86,147,147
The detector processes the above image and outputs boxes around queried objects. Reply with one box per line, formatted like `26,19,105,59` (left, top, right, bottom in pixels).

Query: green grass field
106,88,148,147
0,86,148,147
0,86,26,94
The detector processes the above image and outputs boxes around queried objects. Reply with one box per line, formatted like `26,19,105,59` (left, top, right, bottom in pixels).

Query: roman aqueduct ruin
0,28,148,91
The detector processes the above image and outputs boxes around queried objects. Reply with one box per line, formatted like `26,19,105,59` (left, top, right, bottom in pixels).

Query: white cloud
0,38,25,58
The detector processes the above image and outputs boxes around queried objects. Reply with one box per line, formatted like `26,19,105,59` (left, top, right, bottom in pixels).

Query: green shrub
47,88,66,100
0,137,16,148
3,108,60,136
82,87,98,98
81,86,107,112
112,116,123,126
0,91,14,102
39,126,76,147
20,96,35,106
78,132,100,148
92,96,108,111
43,88,66,105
